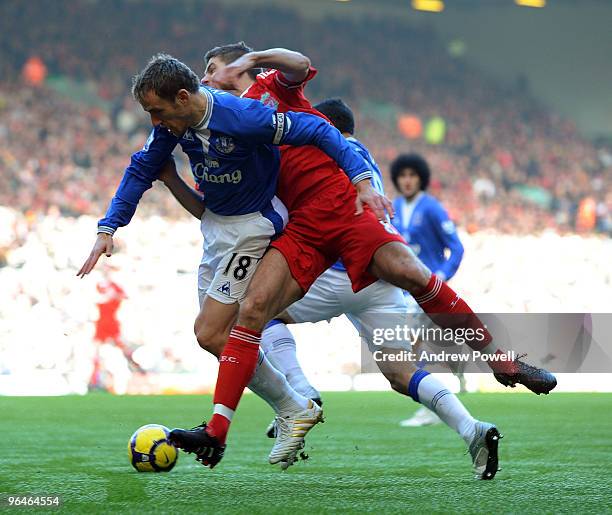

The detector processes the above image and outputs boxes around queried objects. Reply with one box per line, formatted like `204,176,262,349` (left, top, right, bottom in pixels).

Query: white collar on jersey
400,191,424,229
191,88,214,130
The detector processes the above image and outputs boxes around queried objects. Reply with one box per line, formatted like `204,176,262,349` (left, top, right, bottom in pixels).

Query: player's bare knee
239,291,270,330
193,321,223,356
387,256,429,294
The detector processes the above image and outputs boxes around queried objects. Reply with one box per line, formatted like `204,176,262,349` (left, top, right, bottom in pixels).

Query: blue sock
407,368,430,403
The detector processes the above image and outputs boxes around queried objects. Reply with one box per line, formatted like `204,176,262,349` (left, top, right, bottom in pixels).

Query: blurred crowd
1,212,610,394
1,0,611,236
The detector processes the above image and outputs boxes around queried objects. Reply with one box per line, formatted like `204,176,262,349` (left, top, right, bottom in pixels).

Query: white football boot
468,421,502,480
268,400,323,470
399,406,442,427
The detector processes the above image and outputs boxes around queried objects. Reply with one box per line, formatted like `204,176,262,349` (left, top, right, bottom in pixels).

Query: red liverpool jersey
94,279,126,341
242,68,352,211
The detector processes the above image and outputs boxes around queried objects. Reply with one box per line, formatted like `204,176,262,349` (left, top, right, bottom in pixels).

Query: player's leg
89,339,102,390
259,268,346,402
260,268,348,439
206,248,303,439
261,316,322,439
365,241,556,394
195,212,312,445
193,294,238,358
374,355,501,479
345,278,501,479
398,339,443,428
171,210,314,467
373,356,474,441
193,271,313,438
341,280,475,441
396,296,441,427
261,317,321,403
173,289,312,467
208,247,324,468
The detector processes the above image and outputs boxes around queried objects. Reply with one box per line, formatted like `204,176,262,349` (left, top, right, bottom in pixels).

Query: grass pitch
2,392,611,514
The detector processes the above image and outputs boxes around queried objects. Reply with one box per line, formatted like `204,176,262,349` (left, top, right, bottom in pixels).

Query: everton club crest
215,136,235,154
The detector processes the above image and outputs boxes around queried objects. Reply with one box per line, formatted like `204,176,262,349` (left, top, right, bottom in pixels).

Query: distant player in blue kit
390,153,466,427
390,154,464,284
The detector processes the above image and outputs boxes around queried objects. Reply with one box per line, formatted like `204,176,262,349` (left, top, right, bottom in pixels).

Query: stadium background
1,0,611,397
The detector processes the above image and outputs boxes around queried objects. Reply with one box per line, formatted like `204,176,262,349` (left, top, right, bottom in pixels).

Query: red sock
206,326,261,444
415,275,517,373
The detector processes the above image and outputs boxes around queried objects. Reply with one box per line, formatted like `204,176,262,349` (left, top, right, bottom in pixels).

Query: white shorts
198,199,288,305
286,267,412,351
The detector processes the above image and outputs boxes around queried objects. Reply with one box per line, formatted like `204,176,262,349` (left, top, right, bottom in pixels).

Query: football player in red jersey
168,43,555,470
90,266,144,392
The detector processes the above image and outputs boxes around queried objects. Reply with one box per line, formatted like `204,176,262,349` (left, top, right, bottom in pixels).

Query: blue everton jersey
331,137,386,273
391,193,464,281
98,87,372,234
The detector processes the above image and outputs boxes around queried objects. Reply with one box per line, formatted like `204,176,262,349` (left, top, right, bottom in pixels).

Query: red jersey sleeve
255,67,318,111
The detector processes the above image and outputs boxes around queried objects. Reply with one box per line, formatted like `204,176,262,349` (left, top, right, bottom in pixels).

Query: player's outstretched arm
215,48,311,90
77,233,113,278
158,158,205,220
77,126,179,278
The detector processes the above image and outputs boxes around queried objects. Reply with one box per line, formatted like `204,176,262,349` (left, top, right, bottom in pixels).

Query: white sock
261,321,320,400
415,373,476,444
247,349,310,414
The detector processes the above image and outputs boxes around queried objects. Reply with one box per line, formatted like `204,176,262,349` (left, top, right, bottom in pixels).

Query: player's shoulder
204,85,241,106
346,136,370,156
256,69,277,81
257,67,317,90
421,193,441,207
346,136,364,149
254,69,282,91
421,194,449,218
141,123,177,152
205,85,263,116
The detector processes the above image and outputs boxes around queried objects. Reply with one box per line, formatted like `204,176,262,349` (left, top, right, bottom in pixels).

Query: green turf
1,392,611,514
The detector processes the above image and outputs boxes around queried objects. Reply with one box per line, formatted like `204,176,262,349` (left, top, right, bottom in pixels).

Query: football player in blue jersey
390,154,464,284
77,53,390,468
390,154,467,427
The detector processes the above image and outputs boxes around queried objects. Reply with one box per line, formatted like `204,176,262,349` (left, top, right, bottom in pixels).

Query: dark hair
204,41,261,80
132,53,200,103
314,97,355,134
390,154,431,192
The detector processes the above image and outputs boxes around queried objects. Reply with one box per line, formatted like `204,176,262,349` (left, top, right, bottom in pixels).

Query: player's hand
354,180,394,220
213,62,249,91
77,233,114,278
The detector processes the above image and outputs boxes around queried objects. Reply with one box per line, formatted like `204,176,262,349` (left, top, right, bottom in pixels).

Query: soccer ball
127,424,178,472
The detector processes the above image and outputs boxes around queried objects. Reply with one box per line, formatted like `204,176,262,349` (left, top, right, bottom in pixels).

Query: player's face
139,90,192,136
202,57,226,89
397,169,421,199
